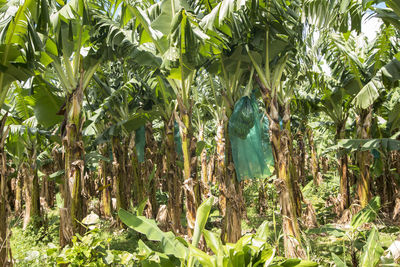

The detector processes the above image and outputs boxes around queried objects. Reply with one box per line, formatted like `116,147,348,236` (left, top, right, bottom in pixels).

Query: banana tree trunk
321,156,329,173
356,107,372,208
0,161,8,266
207,154,215,184
199,124,208,187
395,151,400,176
258,179,268,214
283,105,303,219
144,123,158,218
221,121,242,243
123,137,132,208
306,127,322,187
40,162,55,210
112,136,129,220
215,121,226,217
99,144,112,218
269,97,306,259
336,123,350,213
0,115,9,266
23,154,41,229
47,178,55,209
52,143,73,248
165,118,183,234
7,178,14,213
296,132,306,186
179,111,201,236
61,78,86,245
31,145,42,226
15,167,23,214
390,151,400,217
129,135,142,208
377,153,395,216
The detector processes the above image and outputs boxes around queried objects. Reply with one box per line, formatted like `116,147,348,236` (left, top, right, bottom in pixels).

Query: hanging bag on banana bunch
229,93,274,181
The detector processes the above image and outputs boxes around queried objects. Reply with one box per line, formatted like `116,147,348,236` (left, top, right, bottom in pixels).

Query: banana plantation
1,0,400,265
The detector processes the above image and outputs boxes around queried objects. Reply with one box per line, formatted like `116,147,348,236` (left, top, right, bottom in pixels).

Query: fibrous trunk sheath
336,123,350,213
99,144,112,218
165,118,182,234
268,98,306,259
144,123,159,218
221,121,242,243
179,112,201,236
14,167,23,213
23,160,41,229
0,115,9,265
306,127,322,187
215,121,226,217
356,107,372,208
199,124,208,188
0,143,8,265
112,136,129,225
61,81,86,247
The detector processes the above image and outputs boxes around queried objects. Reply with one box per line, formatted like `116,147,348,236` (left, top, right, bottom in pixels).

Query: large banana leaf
353,59,400,109
331,253,347,267
188,244,216,267
351,196,380,230
319,88,350,125
92,110,159,144
0,0,39,106
335,138,400,152
388,102,400,132
202,229,224,256
125,2,168,54
303,0,362,32
118,209,188,259
5,131,25,162
192,196,213,247
306,224,346,237
136,239,178,267
375,1,400,31
31,77,64,128
359,228,384,267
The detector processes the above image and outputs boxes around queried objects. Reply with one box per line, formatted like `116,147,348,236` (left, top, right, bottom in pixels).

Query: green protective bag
174,121,183,160
135,126,145,163
261,116,275,167
229,95,274,181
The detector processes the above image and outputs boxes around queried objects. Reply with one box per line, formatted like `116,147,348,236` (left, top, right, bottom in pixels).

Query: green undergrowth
9,177,400,266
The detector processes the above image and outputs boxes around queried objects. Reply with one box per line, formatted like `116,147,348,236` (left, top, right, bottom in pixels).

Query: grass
10,210,59,267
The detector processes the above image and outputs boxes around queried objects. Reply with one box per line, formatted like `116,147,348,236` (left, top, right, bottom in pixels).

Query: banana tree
5,81,46,230
19,131,42,229
198,0,268,242
124,0,216,236
33,0,107,244
319,86,353,211
205,48,250,243
89,86,135,215
327,26,398,208
93,3,188,232
291,92,322,186
0,0,50,263
243,1,308,258
154,76,184,234
303,0,398,210
191,76,213,192
199,0,311,250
